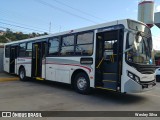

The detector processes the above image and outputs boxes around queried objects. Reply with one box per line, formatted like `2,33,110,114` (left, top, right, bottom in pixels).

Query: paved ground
0,72,19,82
0,73,160,120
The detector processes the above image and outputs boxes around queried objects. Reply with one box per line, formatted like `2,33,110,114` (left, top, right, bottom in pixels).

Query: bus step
102,80,117,90
36,77,44,81
103,73,118,81
96,87,116,92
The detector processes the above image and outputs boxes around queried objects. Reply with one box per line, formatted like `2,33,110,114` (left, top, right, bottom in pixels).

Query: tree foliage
0,29,48,43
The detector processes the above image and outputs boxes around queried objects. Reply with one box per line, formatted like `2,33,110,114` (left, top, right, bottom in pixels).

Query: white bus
3,19,156,94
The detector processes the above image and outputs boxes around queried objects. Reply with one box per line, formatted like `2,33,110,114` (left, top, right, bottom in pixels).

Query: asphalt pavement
0,72,160,120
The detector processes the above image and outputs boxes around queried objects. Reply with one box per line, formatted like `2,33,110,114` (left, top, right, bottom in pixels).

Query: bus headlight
128,72,134,79
127,71,140,83
135,76,140,83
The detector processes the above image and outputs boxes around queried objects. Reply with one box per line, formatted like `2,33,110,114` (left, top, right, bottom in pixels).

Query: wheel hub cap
20,71,24,79
77,77,87,90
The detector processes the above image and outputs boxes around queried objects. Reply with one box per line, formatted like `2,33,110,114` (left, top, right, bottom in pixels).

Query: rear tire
19,67,27,81
74,72,91,94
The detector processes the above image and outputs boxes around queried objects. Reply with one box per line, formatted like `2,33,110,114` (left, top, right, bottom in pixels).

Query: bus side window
76,32,93,56
48,37,60,56
26,42,32,57
5,46,10,58
19,43,26,57
60,35,74,56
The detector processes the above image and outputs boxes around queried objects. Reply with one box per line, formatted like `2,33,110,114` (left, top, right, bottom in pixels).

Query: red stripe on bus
16,62,92,72
17,62,31,64
46,62,92,72
18,57,32,59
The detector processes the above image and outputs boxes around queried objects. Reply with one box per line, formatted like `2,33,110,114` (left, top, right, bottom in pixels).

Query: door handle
49,67,52,69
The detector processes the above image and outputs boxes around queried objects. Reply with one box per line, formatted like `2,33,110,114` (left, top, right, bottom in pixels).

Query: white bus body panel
17,58,32,77
46,57,95,87
121,64,155,93
46,63,56,81
42,59,46,79
3,58,9,73
15,59,17,74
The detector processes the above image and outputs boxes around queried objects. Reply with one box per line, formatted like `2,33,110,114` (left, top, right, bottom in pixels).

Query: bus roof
4,19,141,46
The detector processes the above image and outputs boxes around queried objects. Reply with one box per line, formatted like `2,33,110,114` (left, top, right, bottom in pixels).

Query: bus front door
32,42,46,80
96,29,123,92
10,46,17,74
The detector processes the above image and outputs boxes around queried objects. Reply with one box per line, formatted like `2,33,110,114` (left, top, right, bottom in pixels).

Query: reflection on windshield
127,33,153,65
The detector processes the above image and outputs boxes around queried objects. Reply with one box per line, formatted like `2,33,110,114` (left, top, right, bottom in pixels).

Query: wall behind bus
0,46,4,72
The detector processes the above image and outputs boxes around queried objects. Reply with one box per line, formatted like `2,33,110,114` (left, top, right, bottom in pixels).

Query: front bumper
124,79,156,93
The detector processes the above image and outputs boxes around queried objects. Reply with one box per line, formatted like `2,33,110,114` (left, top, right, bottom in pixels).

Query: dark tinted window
48,38,60,56
5,46,10,58
76,32,93,56
19,43,26,57
60,35,75,56
26,42,32,57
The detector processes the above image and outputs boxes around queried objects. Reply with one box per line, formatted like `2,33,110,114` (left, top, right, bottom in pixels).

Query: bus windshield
126,32,154,65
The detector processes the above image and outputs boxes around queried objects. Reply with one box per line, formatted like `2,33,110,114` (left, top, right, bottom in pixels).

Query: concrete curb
0,77,19,82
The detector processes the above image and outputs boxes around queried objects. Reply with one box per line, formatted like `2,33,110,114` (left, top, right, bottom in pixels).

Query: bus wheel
19,67,27,81
74,72,91,94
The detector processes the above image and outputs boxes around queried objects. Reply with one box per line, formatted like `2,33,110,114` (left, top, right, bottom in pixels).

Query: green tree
0,29,47,43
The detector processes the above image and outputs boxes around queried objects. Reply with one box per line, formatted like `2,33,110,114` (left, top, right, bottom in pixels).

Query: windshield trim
125,32,156,74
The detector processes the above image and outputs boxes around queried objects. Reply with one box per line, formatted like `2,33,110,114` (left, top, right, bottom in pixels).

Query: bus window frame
60,34,76,56
75,31,94,56
48,36,61,57
46,30,94,57
26,42,33,57
59,30,94,57
5,45,10,58
18,43,26,57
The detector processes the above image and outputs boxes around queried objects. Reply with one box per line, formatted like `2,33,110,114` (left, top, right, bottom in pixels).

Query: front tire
74,72,91,94
19,67,27,81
